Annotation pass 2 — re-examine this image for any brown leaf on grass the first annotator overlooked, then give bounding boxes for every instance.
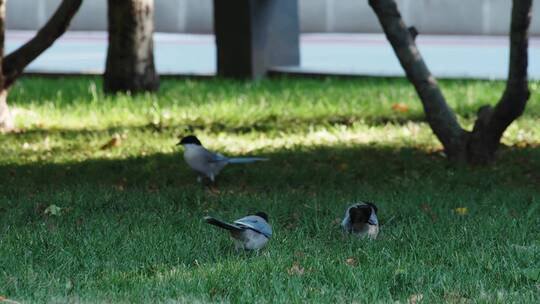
[392,103,410,113]
[206,186,221,195]
[444,292,469,303]
[147,183,160,193]
[76,217,84,227]
[345,257,357,267]
[285,222,296,230]
[287,262,305,276]
[113,178,127,191]
[44,204,63,216]
[408,293,424,304]
[421,203,438,222]
[100,134,122,150]
[0,296,21,304]
[337,163,349,172]
[47,222,58,232]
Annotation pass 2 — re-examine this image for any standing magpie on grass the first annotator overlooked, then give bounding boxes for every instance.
[204,212,272,250]
[341,202,379,239]
[177,135,268,183]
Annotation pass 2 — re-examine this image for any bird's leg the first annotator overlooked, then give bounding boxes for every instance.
[201,176,219,193]
[208,179,219,193]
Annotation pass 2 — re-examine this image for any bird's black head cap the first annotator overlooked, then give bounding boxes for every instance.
[365,202,378,213]
[177,135,202,146]
[349,204,372,224]
[255,212,269,222]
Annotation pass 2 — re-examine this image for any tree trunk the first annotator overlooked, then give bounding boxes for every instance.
[466,0,532,163]
[3,0,83,88]
[369,0,532,164]
[104,0,159,93]
[0,0,11,132]
[0,90,13,132]
[0,0,82,132]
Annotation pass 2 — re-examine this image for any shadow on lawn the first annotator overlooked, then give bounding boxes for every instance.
[1,143,539,197]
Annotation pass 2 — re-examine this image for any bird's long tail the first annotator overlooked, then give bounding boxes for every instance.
[204,216,244,232]
[227,157,269,164]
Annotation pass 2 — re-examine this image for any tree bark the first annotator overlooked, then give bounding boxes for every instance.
[3,0,83,89]
[0,0,12,132]
[0,0,82,132]
[467,0,532,163]
[369,0,532,164]
[368,0,467,162]
[104,0,159,93]
[0,89,11,132]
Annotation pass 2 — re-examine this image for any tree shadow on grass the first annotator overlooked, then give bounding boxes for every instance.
[1,143,539,198]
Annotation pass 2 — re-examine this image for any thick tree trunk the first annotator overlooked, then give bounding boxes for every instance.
[369,0,532,164]
[104,0,159,93]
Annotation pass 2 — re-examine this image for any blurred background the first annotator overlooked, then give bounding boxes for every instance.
[6,0,540,79]
[7,0,540,35]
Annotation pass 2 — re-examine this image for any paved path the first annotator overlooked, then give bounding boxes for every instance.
[6,31,540,80]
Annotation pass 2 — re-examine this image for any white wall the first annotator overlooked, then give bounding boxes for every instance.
[6,0,540,35]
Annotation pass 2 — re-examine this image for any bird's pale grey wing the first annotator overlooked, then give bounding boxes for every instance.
[234,216,272,238]
[341,205,354,232]
[203,149,229,163]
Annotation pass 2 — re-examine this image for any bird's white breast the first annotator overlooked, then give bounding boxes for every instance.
[183,144,208,170]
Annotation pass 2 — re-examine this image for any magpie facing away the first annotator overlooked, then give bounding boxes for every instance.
[177,135,268,183]
[341,202,379,239]
[204,212,272,250]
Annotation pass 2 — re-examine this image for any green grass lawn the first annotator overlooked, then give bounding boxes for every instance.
[1,76,539,303]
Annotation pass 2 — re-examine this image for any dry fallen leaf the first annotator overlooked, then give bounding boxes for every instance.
[206,186,221,195]
[147,183,160,193]
[408,293,424,304]
[421,203,438,221]
[294,251,305,258]
[454,207,468,216]
[345,257,357,267]
[392,103,410,113]
[444,292,469,303]
[113,178,127,191]
[0,295,22,304]
[287,262,305,276]
[44,204,63,216]
[337,163,349,171]
[285,222,296,230]
[100,134,122,150]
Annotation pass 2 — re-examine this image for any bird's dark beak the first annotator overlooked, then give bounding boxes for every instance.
[176,141,182,146]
